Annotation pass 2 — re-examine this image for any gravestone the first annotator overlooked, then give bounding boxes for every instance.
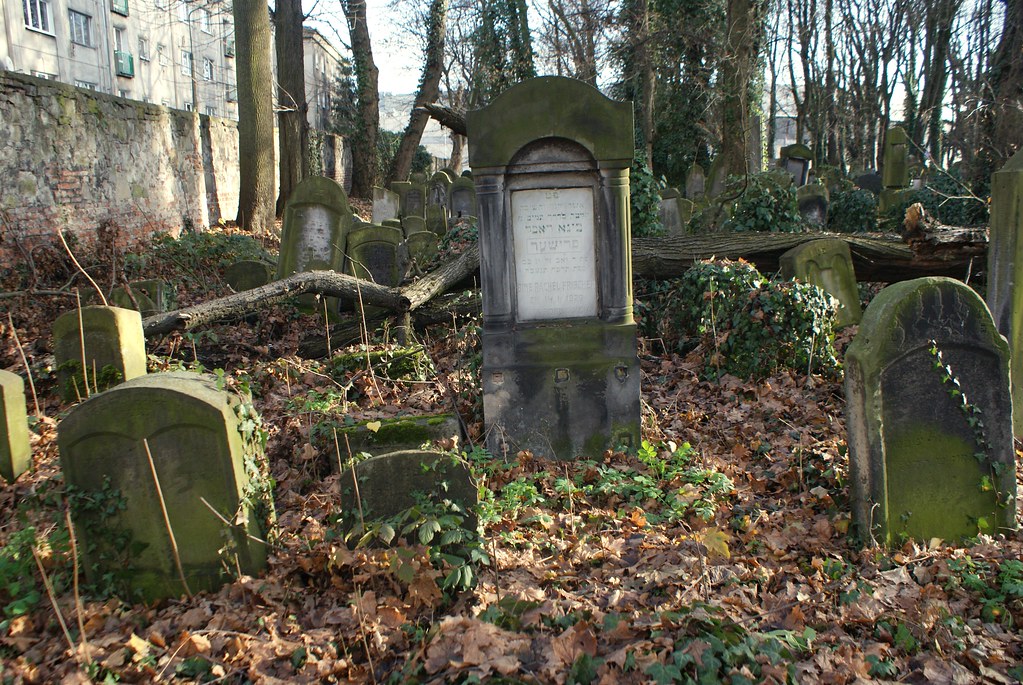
[779,239,862,327]
[405,231,440,266]
[109,280,175,318]
[428,171,452,209]
[276,176,352,312]
[461,169,473,178]
[658,188,687,235]
[854,171,883,195]
[467,76,641,460]
[332,414,460,458]
[402,216,429,236]
[338,450,477,536]
[685,163,706,200]
[706,157,728,197]
[411,172,429,185]
[426,204,449,236]
[797,184,829,227]
[224,260,274,292]
[449,176,478,217]
[382,218,404,229]
[845,277,1016,544]
[780,143,813,186]
[57,372,272,600]
[345,224,405,287]
[372,186,401,224]
[987,147,1023,435]
[53,305,147,402]
[0,370,31,483]
[880,127,910,213]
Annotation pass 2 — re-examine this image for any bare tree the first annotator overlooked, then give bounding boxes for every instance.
[341,0,380,198]
[274,0,309,215]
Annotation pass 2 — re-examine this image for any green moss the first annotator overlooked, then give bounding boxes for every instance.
[316,414,458,456]
[329,346,433,381]
[17,177,37,195]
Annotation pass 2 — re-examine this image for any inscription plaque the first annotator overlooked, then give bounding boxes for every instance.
[512,187,597,320]
[292,205,339,269]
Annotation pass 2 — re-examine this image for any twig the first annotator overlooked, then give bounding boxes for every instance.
[58,229,107,306]
[7,313,41,417]
[322,296,332,357]
[352,585,379,685]
[143,438,193,598]
[64,510,90,662]
[198,497,268,545]
[31,545,78,657]
[75,290,90,399]
[342,431,366,531]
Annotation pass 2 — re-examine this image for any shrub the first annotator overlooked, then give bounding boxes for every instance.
[828,187,878,233]
[879,167,988,231]
[724,172,803,233]
[631,150,665,237]
[638,260,839,380]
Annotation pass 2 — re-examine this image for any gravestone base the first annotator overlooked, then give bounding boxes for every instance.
[482,322,640,460]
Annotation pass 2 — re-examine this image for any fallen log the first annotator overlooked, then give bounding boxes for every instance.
[143,230,982,338]
[901,202,988,262]
[419,103,467,136]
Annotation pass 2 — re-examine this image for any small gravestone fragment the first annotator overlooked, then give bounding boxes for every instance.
[845,277,1016,544]
[402,216,428,236]
[780,143,813,186]
[685,164,706,200]
[225,260,274,292]
[797,184,829,227]
[345,224,405,287]
[372,186,401,224]
[109,280,175,317]
[426,204,449,236]
[53,305,147,402]
[0,370,31,483]
[57,372,273,601]
[339,450,477,535]
[779,239,861,327]
[449,176,478,217]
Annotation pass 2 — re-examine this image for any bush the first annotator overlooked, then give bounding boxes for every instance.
[828,187,878,233]
[879,167,988,231]
[724,172,803,233]
[631,150,664,237]
[638,260,839,380]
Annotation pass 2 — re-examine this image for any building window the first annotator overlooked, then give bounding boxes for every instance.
[118,89,129,98]
[154,0,168,8]
[202,57,213,81]
[177,1,188,22]
[205,106,216,117]
[23,0,52,33]
[74,80,97,90]
[180,50,192,76]
[184,101,193,112]
[32,70,56,79]
[157,43,168,66]
[114,26,125,51]
[199,9,212,33]
[68,10,92,47]
[138,36,149,61]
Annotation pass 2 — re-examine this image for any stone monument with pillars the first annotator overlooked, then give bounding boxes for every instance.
[467,77,641,460]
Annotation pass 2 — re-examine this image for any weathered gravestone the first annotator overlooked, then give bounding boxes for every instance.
[854,171,883,195]
[779,239,862,327]
[426,204,449,236]
[402,216,428,237]
[685,163,706,200]
[987,147,1023,435]
[706,157,729,197]
[845,278,1016,544]
[372,186,401,224]
[449,176,478,217]
[405,231,440,267]
[658,188,688,235]
[333,415,460,459]
[224,260,274,292]
[780,143,813,186]
[338,450,477,536]
[398,183,427,218]
[382,218,404,230]
[276,176,352,312]
[880,126,910,213]
[0,370,31,483]
[467,76,641,460]
[797,184,829,227]
[53,305,147,402]
[345,224,405,287]
[109,280,175,317]
[428,171,452,209]
[57,372,272,600]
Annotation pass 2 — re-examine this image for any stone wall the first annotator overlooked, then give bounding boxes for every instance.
[0,71,349,257]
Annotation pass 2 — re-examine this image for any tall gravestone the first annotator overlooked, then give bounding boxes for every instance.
[345,224,405,287]
[779,239,862,327]
[405,231,440,266]
[0,370,31,483]
[685,164,706,200]
[706,157,728,197]
[58,372,272,600]
[277,176,352,312]
[880,126,910,213]
[402,216,428,237]
[426,204,449,236]
[53,305,148,402]
[395,183,427,219]
[372,186,401,224]
[987,147,1023,435]
[658,188,687,235]
[845,278,1016,544]
[428,171,452,209]
[779,143,813,186]
[467,76,641,460]
[449,176,478,217]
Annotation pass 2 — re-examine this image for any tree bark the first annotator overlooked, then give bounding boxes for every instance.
[387,0,448,185]
[274,0,309,216]
[233,0,276,233]
[420,103,467,135]
[342,0,380,198]
[720,0,769,178]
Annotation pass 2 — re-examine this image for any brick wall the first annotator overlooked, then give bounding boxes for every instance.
[0,71,349,258]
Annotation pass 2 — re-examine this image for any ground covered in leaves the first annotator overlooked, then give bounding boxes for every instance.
[0,225,1021,684]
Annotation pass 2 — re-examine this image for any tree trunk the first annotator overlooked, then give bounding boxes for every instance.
[233,0,276,233]
[274,0,309,216]
[387,0,448,185]
[342,0,380,198]
[720,0,769,177]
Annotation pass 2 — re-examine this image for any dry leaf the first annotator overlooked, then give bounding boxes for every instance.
[702,527,731,559]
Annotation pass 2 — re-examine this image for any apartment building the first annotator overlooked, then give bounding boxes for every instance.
[1,0,346,125]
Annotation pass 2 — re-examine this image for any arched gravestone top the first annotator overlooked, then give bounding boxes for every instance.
[449,176,478,217]
[845,277,1016,543]
[345,224,405,286]
[57,372,270,600]
[467,76,634,168]
[780,143,813,160]
[277,176,352,278]
[779,238,860,327]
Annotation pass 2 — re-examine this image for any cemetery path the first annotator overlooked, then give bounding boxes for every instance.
[0,226,1020,684]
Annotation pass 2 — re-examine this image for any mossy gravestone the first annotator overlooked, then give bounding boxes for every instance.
[467,76,641,459]
[780,143,813,186]
[0,370,31,483]
[109,280,175,317]
[658,188,688,235]
[333,414,460,458]
[780,239,862,327]
[339,450,477,536]
[405,231,440,266]
[402,216,428,237]
[224,260,274,292]
[429,171,452,209]
[277,176,352,312]
[345,224,405,287]
[392,182,426,219]
[797,184,829,227]
[880,126,910,213]
[426,203,449,237]
[685,163,706,200]
[449,176,478,218]
[57,372,271,601]
[53,305,147,402]
[845,278,1016,545]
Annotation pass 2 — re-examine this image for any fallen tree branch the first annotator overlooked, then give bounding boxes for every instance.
[417,103,466,136]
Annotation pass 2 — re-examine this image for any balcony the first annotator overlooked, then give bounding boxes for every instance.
[114,51,134,78]
[111,0,128,16]
[225,85,237,102]
[223,39,235,57]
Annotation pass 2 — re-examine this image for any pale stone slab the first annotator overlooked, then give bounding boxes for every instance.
[372,186,401,224]
[0,370,31,483]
